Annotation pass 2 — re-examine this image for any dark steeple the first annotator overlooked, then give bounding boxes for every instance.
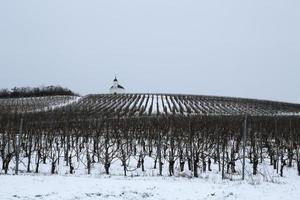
[114,75,118,82]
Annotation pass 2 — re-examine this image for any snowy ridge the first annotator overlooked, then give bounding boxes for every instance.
[0,96,80,113]
[47,96,82,111]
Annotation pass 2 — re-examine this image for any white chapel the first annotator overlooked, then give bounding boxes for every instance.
[109,76,125,94]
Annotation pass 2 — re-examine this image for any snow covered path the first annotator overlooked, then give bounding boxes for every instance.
[1,175,299,200]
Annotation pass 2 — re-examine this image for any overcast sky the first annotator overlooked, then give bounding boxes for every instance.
[0,0,299,103]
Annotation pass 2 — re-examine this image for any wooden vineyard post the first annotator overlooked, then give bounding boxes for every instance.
[242,114,247,180]
[15,118,23,175]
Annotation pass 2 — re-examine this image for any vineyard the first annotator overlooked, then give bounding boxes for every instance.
[2,93,300,116]
[0,93,300,179]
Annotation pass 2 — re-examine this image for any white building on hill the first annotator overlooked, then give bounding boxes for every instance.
[109,76,125,94]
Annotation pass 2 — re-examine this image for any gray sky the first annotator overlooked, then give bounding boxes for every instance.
[0,0,299,103]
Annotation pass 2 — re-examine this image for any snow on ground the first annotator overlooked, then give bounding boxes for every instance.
[0,173,299,200]
[47,96,82,111]
[1,162,300,200]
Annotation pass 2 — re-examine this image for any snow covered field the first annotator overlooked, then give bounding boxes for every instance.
[1,167,299,200]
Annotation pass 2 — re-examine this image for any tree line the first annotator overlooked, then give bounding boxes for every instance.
[0,86,78,98]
